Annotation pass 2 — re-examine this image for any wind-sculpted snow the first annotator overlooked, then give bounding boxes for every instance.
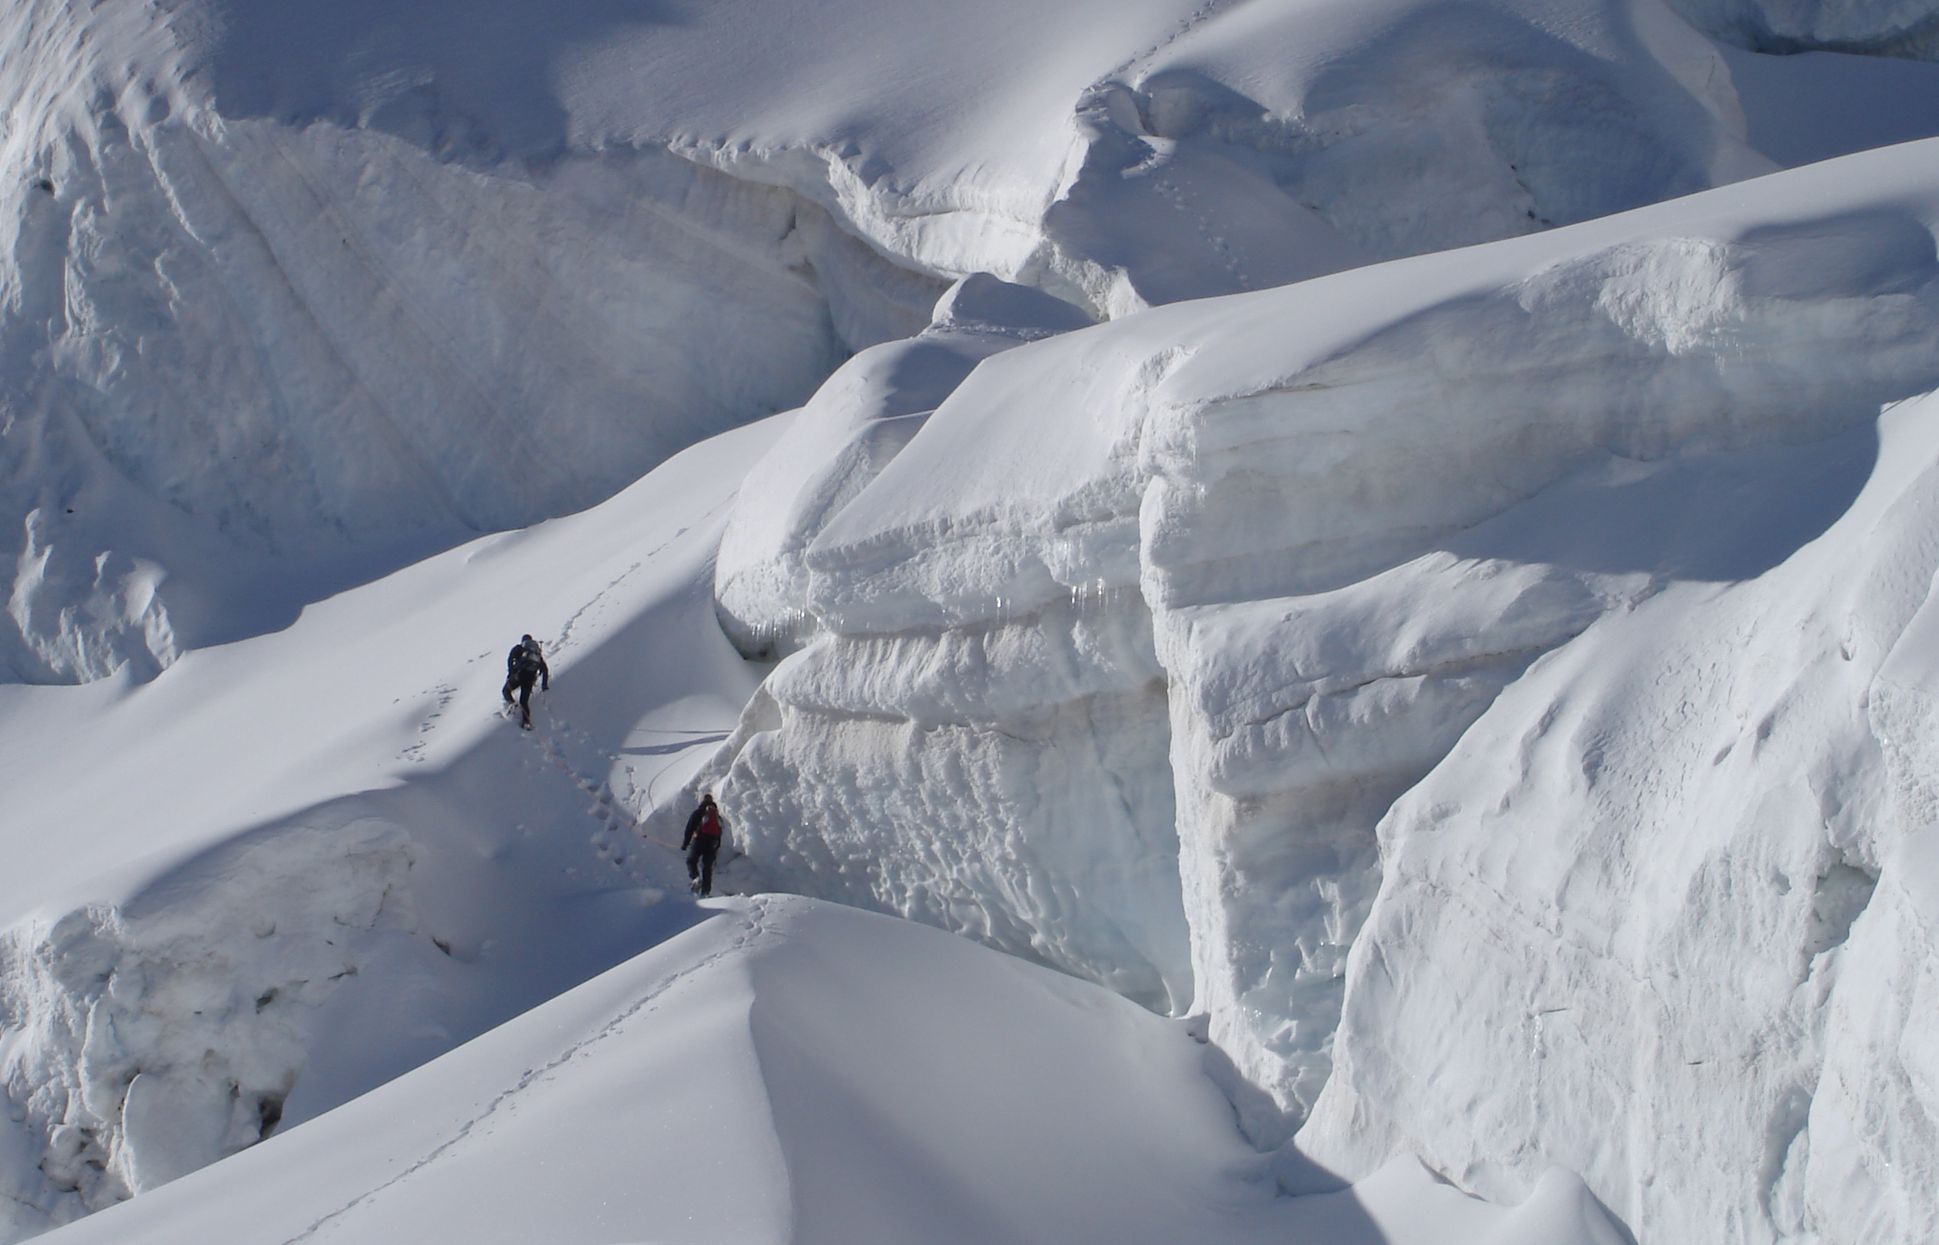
[714,274,1095,658]
[695,142,1939,1238]
[10,0,1939,682]
[1295,400,1939,1244]
[0,100,934,681]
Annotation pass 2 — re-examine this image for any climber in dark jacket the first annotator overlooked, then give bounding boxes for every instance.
[682,794,725,897]
[502,634,550,729]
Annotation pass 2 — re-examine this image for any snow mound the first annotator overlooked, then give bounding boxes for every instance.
[715,274,1094,658]
[30,896,1627,1245]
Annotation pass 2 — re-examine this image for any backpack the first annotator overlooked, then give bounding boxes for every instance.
[697,805,722,838]
[514,643,543,677]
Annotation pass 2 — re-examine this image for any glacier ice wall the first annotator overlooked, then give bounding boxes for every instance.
[1295,398,1939,1244]
[698,277,1192,1010]
[0,0,959,684]
[0,818,433,1239]
[9,0,1926,683]
[714,274,1096,658]
[695,143,1939,1239]
[0,96,939,681]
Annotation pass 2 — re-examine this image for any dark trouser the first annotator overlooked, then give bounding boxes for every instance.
[687,835,721,896]
[503,672,538,723]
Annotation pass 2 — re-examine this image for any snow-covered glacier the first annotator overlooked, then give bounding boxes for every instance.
[8,0,1937,683]
[695,139,1939,1241]
[0,0,949,683]
[9,0,1939,1241]
[1297,390,1939,1242]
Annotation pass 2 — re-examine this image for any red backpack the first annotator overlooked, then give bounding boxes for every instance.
[697,805,722,838]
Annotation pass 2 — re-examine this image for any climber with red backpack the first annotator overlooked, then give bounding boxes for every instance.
[682,793,726,897]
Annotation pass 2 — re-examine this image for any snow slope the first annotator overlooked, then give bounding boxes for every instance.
[9,0,1939,682]
[34,896,1626,1245]
[0,418,769,1238]
[0,406,1624,1245]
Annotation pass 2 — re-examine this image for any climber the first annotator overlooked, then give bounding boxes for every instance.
[682,794,726,897]
[502,633,550,729]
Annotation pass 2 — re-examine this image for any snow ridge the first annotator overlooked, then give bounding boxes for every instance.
[279,898,776,1245]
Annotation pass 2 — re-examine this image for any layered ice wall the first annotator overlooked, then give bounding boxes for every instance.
[0,817,435,1236]
[1136,182,1939,1137]
[2,116,937,681]
[696,278,1193,1011]
[1295,395,1939,1244]
[697,142,1939,1237]
[0,0,948,682]
[714,275,1096,657]
[10,0,1932,683]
